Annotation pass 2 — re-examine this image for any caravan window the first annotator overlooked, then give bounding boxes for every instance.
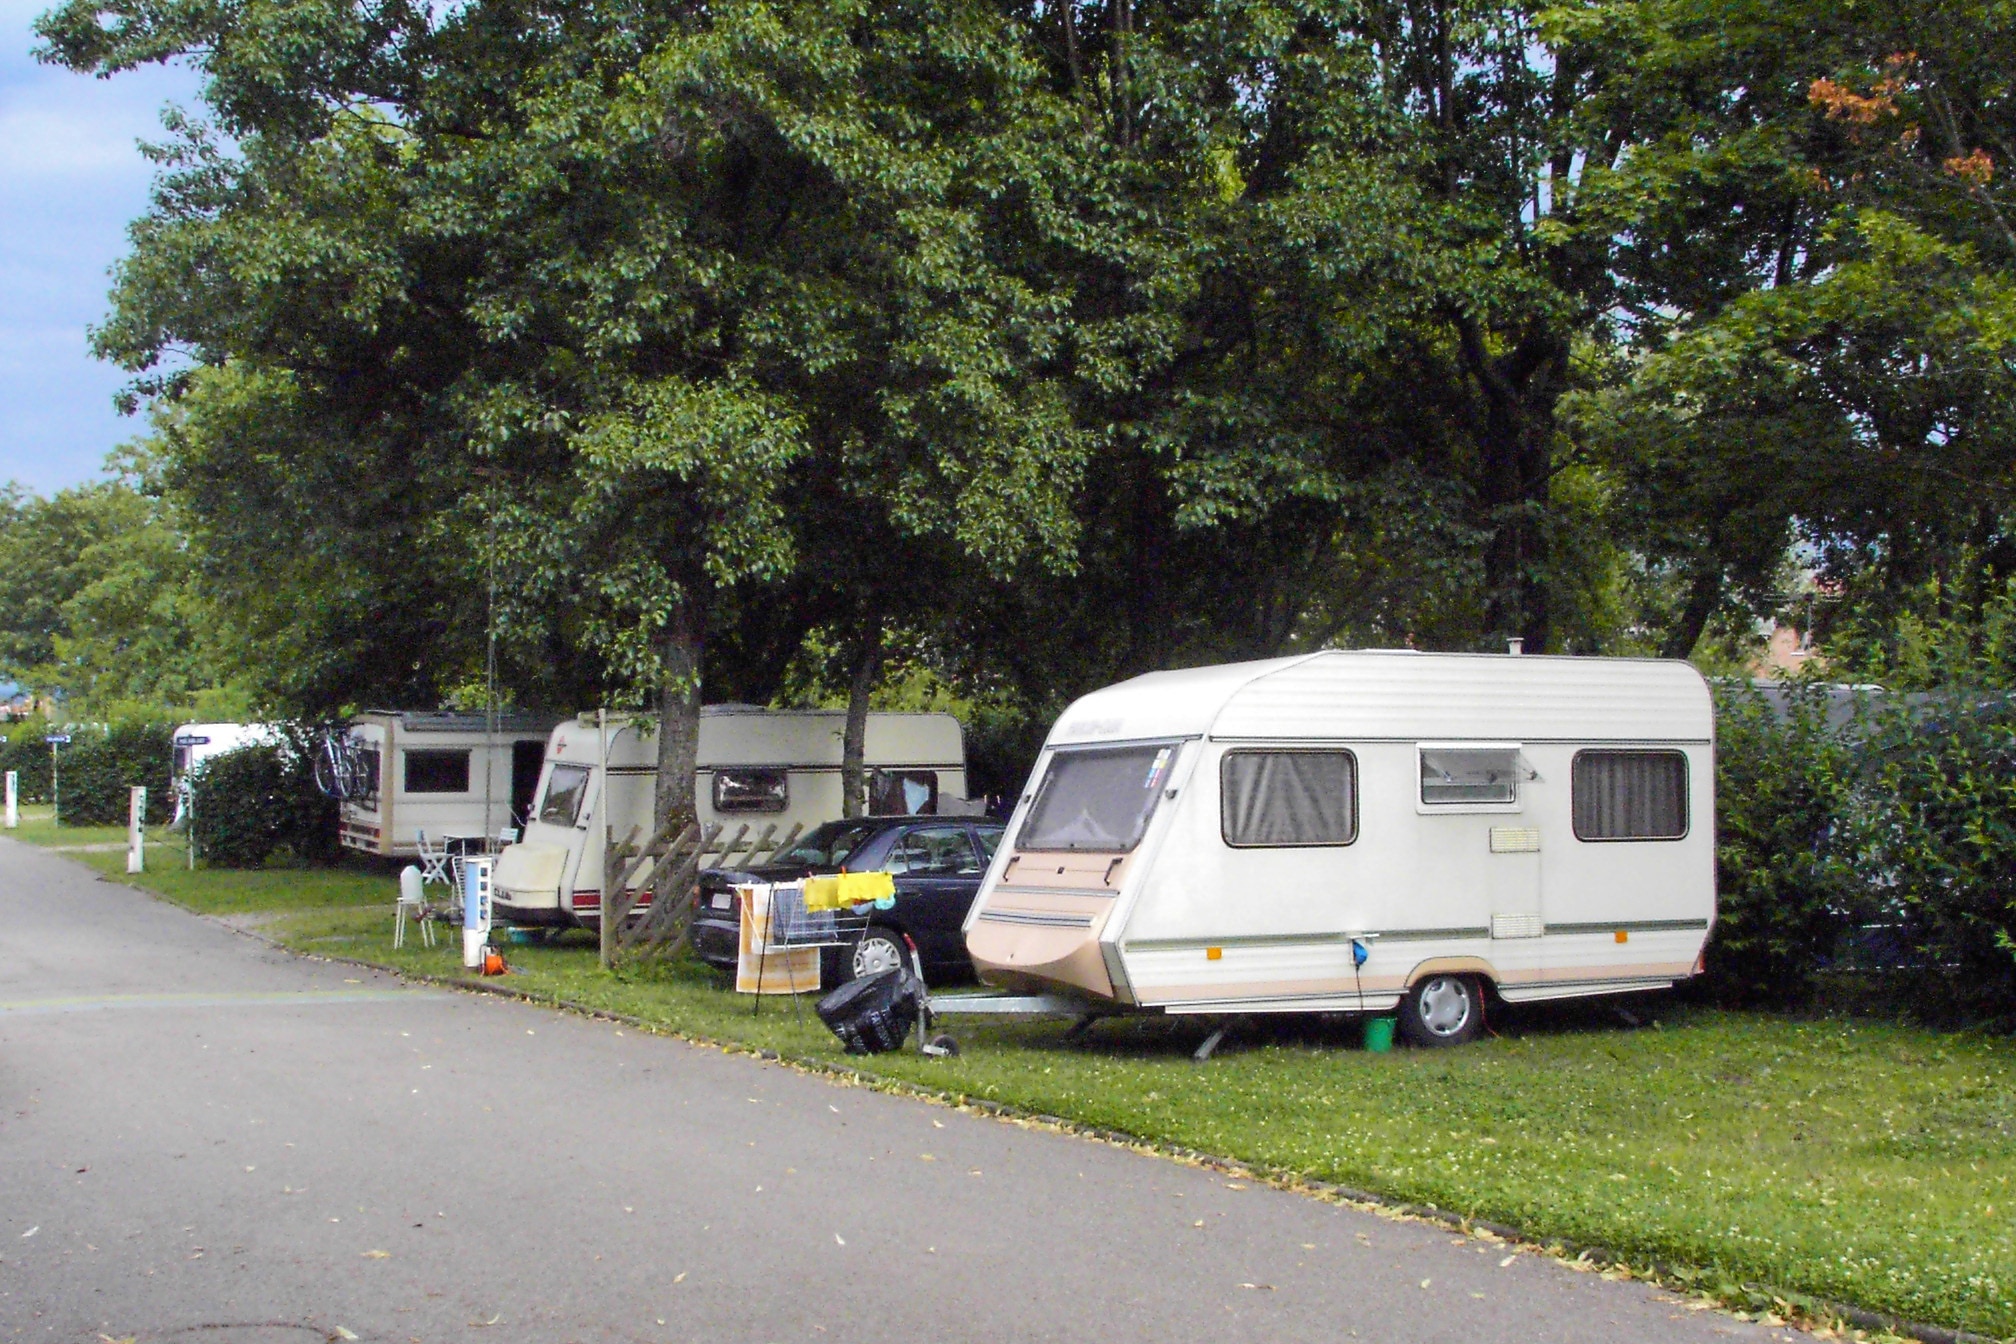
[1019,743,1178,852]
[1573,750,1688,840]
[1221,750,1357,847]
[714,768,788,813]
[1419,747,1519,805]
[538,764,592,826]
[870,770,938,815]
[404,749,471,794]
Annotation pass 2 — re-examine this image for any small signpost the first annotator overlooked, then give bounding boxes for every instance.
[4,770,16,829]
[44,733,69,825]
[127,787,146,873]
[174,733,208,870]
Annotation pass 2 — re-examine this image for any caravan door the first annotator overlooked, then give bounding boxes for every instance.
[1415,742,1544,947]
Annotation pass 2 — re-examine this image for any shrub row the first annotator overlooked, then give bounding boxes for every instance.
[0,721,175,825]
[1710,680,2016,1024]
[0,720,55,803]
[188,727,340,868]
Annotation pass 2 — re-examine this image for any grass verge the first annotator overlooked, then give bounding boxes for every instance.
[24,838,2016,1341]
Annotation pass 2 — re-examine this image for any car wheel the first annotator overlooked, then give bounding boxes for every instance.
[850,927,909,981]
[1397,973,1483,1047]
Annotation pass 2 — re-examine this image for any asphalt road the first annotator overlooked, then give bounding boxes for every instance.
[0,838,1790,1344]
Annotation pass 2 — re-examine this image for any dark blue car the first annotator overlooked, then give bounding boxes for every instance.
[693,816,1005,984]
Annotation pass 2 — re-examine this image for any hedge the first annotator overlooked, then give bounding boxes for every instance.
[37,722,175,827]
[1709,680,2016,1025]
[0,720,55,803]
[1703,682,1862,1006]
[188,728,339,868]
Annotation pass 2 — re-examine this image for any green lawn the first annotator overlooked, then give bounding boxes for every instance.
[25,837,2016,1340]
[5,803,135,849]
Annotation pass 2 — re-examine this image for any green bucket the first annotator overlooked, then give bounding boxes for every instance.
[1363,1017,1397,1053]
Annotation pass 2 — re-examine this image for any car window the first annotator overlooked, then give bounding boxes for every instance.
[774,820,882,868]
[886,824,980,876]
[973,824,1004,860]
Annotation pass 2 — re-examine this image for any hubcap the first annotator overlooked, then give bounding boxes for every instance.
[852,935,904,978]
[1416,976,1473,1036]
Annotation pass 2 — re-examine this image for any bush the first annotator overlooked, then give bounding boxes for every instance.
[1705,681,1865,1005]
[189,729,339,868]
[0,721,54,803]
[1708,679,2016,1024]
[52,721,174,827]
[1848,689,2016,1022]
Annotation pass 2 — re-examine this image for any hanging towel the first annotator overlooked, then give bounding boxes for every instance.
[802,871,897,911]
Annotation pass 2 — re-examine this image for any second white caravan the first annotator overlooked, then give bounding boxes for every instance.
[961,650,1715,1045]
[493,707,970,927]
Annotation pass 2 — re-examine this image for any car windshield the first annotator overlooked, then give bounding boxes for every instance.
[1018,742,1178,851]
[774,820,884,868]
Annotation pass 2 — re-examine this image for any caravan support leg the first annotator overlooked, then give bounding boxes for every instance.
[1192,1016,1248,1064]
[1065,1011,1106,1042]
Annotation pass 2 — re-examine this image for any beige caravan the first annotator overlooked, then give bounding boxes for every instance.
[961,650,1715,1045]
[493,707,971,928]
[337,710,562,858]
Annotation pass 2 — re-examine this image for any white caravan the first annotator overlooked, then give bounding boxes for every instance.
[337,710,562,859]
[171,722,279,826]
[493,707,970,928]
[962,650,1715,1045]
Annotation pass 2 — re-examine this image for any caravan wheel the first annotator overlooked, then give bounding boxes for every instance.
[1398,974,1483,1047]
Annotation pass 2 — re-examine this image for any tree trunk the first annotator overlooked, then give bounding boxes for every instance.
[648,591,705,921]
[1662,567,1724,661]
[655,595,704,837]
[1458,319,1564,653]
[841,624,884,819]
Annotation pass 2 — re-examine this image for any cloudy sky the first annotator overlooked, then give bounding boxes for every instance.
[0,1,198,496]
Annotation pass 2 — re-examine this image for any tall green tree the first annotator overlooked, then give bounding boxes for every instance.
[1559,0,2016,657]
[40,0,1095,864]
[0,468,242,715]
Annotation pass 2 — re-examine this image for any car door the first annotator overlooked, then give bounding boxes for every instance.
[886,823,984,969]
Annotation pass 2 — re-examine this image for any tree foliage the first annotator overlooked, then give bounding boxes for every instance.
[33,0,2016,974]
[0,466,248,717]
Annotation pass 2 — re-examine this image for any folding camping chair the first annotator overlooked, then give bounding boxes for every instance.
[414,830,452,888]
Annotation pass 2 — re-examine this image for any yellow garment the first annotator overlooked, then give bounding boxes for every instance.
[802,871,896,911]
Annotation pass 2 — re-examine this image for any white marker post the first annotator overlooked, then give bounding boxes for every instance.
[127,786,146,873]
[4,770,16,829]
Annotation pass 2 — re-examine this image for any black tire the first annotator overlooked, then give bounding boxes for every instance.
[1397,973,1484,1047]
[849,926,909,982]
[925,1033,960,1058]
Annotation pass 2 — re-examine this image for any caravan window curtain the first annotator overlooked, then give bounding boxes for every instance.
[1221,750,1357,847]
[1572,750,1688,840]
[1018,743,1178,852]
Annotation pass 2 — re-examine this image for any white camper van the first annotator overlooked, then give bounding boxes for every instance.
[171,722,280,826]
[337,710,562,859]
[493,707,970,927]
[962,651,1715,1045]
